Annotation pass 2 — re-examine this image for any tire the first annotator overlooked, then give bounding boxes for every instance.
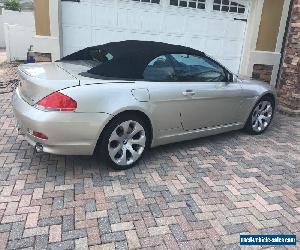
[97,113,150,170]
[245,96,275,134]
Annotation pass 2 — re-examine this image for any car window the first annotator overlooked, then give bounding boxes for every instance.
[170,54,227,82]
[143,55,177,81]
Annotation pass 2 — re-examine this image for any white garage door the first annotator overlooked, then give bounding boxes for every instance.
[61,0,250,74]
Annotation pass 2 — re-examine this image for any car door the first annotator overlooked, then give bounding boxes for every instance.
[169,54,243,131]
[142,55,185,136]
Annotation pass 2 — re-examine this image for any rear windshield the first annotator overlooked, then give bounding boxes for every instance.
[62,48,114,67]
[86,49,114,66]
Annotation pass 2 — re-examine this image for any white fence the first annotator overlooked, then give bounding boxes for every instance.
[2,9,34,26]
[0,9,5,48]
[4,24,35,61]
[2,9,35,61]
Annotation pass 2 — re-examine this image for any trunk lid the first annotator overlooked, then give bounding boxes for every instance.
[18,62,80,105]
[56,60,96,77]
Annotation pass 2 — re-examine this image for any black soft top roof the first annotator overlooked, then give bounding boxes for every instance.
[61,40,205,79]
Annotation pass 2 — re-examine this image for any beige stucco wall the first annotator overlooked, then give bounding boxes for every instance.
[256,0,285,52]
[34,0,50,36]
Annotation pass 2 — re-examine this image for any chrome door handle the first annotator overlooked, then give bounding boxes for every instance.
[182,90,196,96]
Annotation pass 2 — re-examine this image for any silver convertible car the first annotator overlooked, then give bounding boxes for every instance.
[13,40,276,169]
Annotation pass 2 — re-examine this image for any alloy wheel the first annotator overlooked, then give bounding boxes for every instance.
[251,100,273,133]
[108,120,146,166]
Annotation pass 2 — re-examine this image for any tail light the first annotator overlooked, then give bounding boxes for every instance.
[31,130,48,140]
[36,92,77,111]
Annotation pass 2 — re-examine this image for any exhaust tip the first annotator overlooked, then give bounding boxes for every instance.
[35,143,43,153]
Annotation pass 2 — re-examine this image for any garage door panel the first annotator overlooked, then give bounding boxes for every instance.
[91,0,111,4]
[205,39,223,57]
[132,33,162,43]
[120,31,138,41]
[63,47,83,58]
[77,0,93,3]
[62,0,250,73]
[121,31,146,41]
[118,0,160,9]
[140,11,163,32]
[117,8,142,30]
[92,29,123,46]
[225,21,247,39]
[92,3,116,27]
[206,19,226,38]
[62,2,92,26]
[185,17,207,34]
[163,14,185,34]
[63,26,91,49]
[160,35,185,46]
[220,58,240,73]
[92,29,162,49]
[185,37,206,51]
[223,40,244,57]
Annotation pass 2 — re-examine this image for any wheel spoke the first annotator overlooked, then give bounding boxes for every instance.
[109,143,122,158]
[129,135,146,147]
[128,122,143,138]
[254,105,260,113]
[252,119,259,130]
[109,130,122,142]
[117,147,127,165]
[129,127,139,138]
[262,114,271,124]
[127,144,141,162]
[264,104,272,113]
[252,114,257,124]
[255,118,261,131]
[258,118,265,131]
[261,101,269,111]
[122,121,132,135]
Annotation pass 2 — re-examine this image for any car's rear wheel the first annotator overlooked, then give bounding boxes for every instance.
[98,113,149,170]
[245,96,274,134]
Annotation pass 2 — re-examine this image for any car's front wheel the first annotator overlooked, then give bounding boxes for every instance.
[98,113,149,170]
[245,96,274,134]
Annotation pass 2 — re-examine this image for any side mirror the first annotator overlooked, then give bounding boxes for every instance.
[232,74,238,83]
[226,71,234,83]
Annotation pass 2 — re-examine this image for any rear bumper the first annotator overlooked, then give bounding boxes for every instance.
[12,87,111,155]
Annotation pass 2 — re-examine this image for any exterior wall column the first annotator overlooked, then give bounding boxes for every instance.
[32,0,61,61]
[277,0,300,116]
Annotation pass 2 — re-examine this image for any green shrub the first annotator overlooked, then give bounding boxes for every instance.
[4,0,21,12]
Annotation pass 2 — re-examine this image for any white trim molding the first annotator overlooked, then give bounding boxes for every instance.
[241,0,292,86]
[239,0,264,76]
[248,50,281,83]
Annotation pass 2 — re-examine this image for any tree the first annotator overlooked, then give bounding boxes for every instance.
[4,0,21,11]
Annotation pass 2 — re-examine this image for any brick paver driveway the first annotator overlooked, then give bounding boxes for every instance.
[0,63,299,249]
